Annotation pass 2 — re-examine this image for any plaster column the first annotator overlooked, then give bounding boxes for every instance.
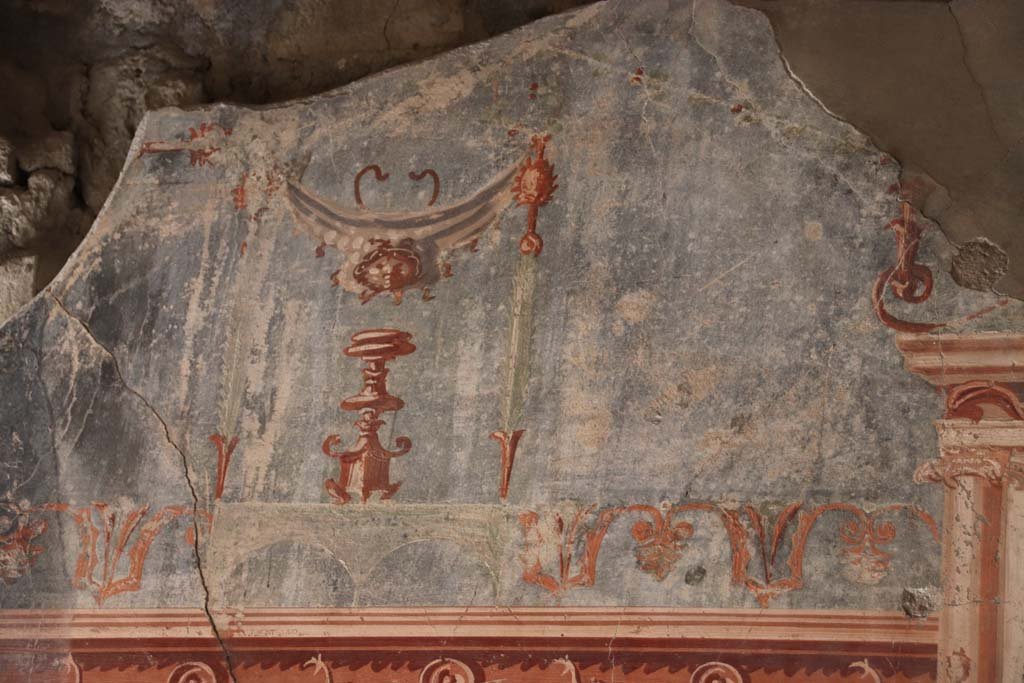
[1002,446,1024,679]
[915,420,1023,681]
[897,333,1024,682]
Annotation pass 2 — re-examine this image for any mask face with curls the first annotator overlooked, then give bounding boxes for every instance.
[286,138,548,301]
[353,238,424,303]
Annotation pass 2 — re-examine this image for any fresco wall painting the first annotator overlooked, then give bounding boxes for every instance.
[2,1,1024,681]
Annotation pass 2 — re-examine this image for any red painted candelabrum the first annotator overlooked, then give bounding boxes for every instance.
[322,329,415,503]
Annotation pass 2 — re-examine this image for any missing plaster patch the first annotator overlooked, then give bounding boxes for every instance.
[900,587,936,619]
[684,565,707,586]
[950,237,1009,291]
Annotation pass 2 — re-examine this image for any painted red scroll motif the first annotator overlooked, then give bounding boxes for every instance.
[870,199,1009,333]
[352,165,441,210]
[353,164,390,209]
[944,379,1024,421]
[690,662,743,683]
[3,648,936,682]
[9,631,947,683]
[519,502,938,605]
[408,169,441,206]
[915,442,1024,491]
[419,658,476,683]
[871,202,940,333]
[322,329,415,504]
[166,661,218,683]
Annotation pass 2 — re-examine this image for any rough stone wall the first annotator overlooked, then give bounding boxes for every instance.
[0,0,587,322]
[2,0,1023,323]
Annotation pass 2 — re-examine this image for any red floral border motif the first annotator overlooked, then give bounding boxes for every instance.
[0,608,939,682]
[0,500,196,605]
[2,497,938,608]
[519,502,938,605]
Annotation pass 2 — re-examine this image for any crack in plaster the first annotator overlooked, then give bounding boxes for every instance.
[947,3,1007,150]
[24,345,60,499]
[691,0,882,209]
[740,0,1024,303]
[613,27,658,158]
[727,0,885,140]
[774,48,849,128]
[689,0,750,100]
[668,2,893,504]
[45,292,237,683]
[381,0,401,53]
[696,0,870,143]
